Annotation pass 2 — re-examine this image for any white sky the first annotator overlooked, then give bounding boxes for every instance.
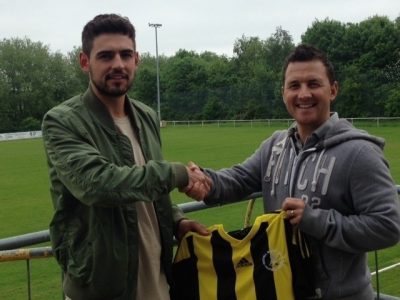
[0,0,399,57]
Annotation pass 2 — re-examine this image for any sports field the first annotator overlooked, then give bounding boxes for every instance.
[0,123,399,299]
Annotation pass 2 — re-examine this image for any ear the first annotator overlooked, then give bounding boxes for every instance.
[330,81,339,101]
[79,52,90,73]
[134,51,140,67]
[281,86,287,104]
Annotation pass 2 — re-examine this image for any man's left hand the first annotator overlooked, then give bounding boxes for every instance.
[176,219,209,241]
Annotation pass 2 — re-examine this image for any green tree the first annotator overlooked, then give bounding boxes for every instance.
[66,46,89,94]
[265,27,294,74]
[202,96,227,120]
[384,88,400,116]
[303,16,400,117]
[383,53,400,117]
[231,28,294,119]
[0,70,12,132]
[130,53,162,110]
[230,36,268,118]
[1,14,399,131]
[162,50,208,120]
[0,38,51,130]
[264,27,294,118]
[301,18,347,77]
[199,52,234,119]
[0,38,79,132]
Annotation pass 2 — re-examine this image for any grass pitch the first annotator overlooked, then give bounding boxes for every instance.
[0,124,399,299]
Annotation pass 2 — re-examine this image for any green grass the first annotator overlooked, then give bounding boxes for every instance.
[0,124,399,299]
[0,139,52,237]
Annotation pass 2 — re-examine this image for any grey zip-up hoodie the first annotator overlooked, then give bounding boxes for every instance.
[204,113,400,300]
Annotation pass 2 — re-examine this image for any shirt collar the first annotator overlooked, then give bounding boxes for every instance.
[289,112,339,149]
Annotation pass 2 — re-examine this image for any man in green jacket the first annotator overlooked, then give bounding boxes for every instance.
[42,13,210,300]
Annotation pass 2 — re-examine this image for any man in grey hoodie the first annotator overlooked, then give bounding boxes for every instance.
[186,44,400,300]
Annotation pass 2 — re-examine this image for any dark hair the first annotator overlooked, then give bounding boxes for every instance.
[282,44,336,84]
[81,14,136,55]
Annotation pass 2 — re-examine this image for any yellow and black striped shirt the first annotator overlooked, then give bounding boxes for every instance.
[172,211,315,300]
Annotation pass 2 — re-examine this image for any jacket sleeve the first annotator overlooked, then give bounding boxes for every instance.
[203,140,266,205]
[300,142,400,253]
[42,110,188,207]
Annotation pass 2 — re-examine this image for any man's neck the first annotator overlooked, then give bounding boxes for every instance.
[91,85,127,118]
[296,127,312,145]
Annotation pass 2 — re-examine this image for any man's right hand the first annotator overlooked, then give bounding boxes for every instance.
[180,161,212,201]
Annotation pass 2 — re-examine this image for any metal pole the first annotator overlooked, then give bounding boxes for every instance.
[26,259,31,300]
[148,23,162,123]
[375,250,380,300]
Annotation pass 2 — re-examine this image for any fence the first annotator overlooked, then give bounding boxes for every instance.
[1,117,400,143]
[1,186,400,300]
[0,131,42,142]
[162,117,400,128]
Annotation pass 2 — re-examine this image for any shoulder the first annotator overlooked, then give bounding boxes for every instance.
[129,98,157,119]
[259,130,288,148]
[44,94,84,119]
[42,94,89,136]
[127,98,161,136]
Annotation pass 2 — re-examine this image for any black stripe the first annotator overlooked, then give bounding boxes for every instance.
[284,221,315,300]
[250,221,278,300]
[211,231,237,300]
[172,236,200,300]
[187,236,200,300]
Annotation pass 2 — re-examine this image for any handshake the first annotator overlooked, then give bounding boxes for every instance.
[180,162,212,201]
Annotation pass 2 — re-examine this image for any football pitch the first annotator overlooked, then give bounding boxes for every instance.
[0,124,399,299]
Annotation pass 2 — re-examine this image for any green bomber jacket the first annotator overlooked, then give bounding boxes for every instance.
[42,87,188,300]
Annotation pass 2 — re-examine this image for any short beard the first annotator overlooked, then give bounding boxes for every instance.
[89,70,133,97]
[91,79,132,97]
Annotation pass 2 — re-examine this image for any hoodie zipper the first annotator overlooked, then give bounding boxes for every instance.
[288,137,317,197]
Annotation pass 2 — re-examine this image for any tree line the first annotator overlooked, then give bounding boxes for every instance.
[0,15,399,133]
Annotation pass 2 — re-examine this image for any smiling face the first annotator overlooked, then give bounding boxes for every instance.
[282,59,338,140]
[79,33,139,101]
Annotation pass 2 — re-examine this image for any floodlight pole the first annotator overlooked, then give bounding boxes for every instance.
[148,23,162,123]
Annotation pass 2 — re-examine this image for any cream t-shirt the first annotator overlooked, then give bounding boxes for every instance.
[114,115,170,300]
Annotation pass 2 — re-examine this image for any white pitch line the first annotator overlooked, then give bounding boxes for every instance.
[371,262,400,276]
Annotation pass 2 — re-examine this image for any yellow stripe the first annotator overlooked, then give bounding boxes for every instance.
[264,212,295,300]
[175,213,301,300]
[234,243,257,299]
[193,231,218,300]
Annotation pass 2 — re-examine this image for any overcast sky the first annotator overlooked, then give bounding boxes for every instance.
[1,0,399,57]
